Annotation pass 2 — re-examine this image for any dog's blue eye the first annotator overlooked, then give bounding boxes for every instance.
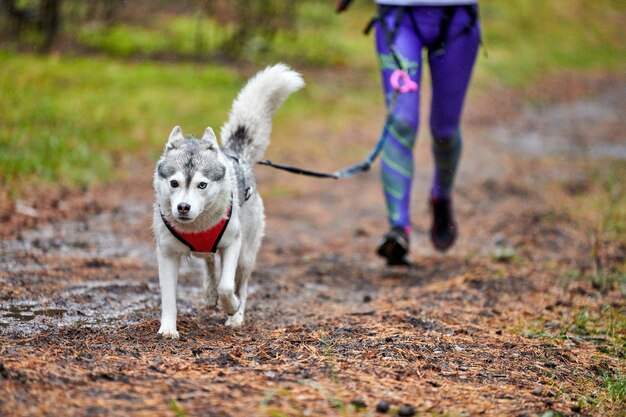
[170,180,179,188]
[198,182,207,189]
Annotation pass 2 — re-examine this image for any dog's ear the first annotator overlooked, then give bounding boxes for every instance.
[166,126,185,150]
[201,127,219,150]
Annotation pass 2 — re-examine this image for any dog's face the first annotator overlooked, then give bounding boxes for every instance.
[155,126,226,223]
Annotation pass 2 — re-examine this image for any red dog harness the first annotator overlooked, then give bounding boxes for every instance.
[161,197,232,253]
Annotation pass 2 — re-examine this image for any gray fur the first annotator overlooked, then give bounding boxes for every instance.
[223,149,256,207]
[225,125,251,156]
[159,138,225,188]
[157,161,176,179]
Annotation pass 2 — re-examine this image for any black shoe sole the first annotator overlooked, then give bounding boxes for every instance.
[430,226,457,252]
[377,236,410,266]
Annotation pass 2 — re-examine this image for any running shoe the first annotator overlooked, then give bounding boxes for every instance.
[377,225,410,266]
[430,197,457,252]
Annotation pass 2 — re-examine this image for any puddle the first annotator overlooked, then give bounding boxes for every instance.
[0,265,215,337]
[0,202,156,268]
[0,282,162,336]
[0,200,166,336]
[0,302,67,328]
[2,304,67,321]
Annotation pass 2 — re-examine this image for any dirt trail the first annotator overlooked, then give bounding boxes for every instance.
[1,79,625,416]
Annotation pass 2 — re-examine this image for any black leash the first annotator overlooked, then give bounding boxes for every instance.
[257,159,340,179]
[257,88,400,180]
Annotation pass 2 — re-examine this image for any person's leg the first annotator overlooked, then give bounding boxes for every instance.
[427,6,480,251]
[375,7,423,264]
[376,7,423,229]
[428,6,480,201]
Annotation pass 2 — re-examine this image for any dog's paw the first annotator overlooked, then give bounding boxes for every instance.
[204,288,218,309]
[225,313,244,328]
[218,292,240,315]
[157,326,180,339]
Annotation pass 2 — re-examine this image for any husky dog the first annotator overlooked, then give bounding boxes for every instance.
[153,64,304,338]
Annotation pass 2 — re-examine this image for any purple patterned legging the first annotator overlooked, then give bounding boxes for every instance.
[376,5,480,229]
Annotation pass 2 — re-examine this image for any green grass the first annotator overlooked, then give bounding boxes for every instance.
[515,303,626,357]
[0,52,241,191]
[1,0,625,192]
[558,162,626,294]
[514,305,625,414]
[596,163,626,243]
[604,372,626,407]
[168,398,189,417]
[578,372,626,415]
[474,0,626,87]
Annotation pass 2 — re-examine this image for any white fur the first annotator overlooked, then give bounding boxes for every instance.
[221,63,305,164]
[153,64,303,339]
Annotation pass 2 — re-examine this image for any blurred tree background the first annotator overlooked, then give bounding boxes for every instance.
[0,0,624,192]
[0,0,337,63]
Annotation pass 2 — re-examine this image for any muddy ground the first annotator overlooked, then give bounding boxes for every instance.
[1,74,625,417]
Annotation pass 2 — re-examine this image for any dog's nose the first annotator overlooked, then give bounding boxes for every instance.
[177,203,191,215]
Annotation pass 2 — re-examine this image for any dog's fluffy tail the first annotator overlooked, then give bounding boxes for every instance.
[221,63,304,164]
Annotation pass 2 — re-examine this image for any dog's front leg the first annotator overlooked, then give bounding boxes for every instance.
[218,237,241,318]
[225,264,251,328]
[157,248,181,339]
[203,255,219,309]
